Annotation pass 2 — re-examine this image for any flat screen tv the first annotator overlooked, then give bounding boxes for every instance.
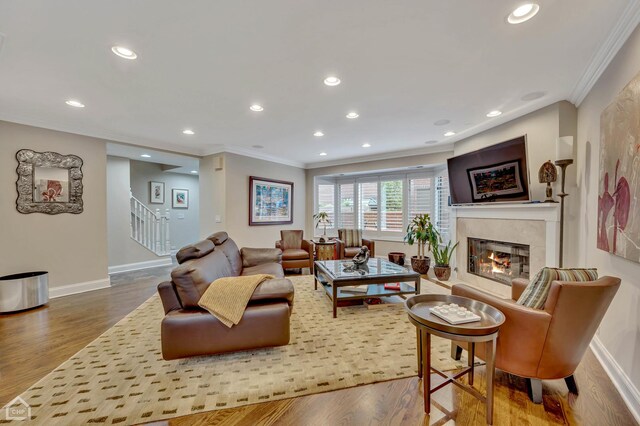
[447,135,531,205]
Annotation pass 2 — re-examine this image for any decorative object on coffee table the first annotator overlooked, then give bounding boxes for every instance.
[249,176,293,225]
[388,252,406,266]
[341,246,370,275]
[538,160,558,203]
[16,149,84,214]
[405,294,505,424]
[313,211,332,240]
[404,213,437,274]
[432,239,458,281]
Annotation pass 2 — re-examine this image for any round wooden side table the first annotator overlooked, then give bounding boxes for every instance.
[405,294,505,425]
[312,240,337,261]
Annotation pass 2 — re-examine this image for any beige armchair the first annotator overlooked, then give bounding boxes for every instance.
[451,276,620,403]
[335,228,375,259]
[276,230,314,273]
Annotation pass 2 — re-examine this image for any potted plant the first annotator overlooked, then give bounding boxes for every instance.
[404,213,438,274]
[313,212,332,240]
[432,239,459,281]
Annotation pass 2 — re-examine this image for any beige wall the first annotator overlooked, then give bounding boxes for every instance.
[199,153,226,239]
[106,156,159,267]
[0,121,109,289]
[576,24,640,395]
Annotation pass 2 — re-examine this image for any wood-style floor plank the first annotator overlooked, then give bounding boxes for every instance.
[0,267,636,425]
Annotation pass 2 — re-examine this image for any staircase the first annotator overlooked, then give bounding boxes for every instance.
[130,195,171,255]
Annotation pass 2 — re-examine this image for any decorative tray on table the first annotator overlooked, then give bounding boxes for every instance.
[429,303,481,325]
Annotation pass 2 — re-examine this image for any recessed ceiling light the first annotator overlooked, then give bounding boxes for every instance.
[346,112,359,119]
[65,99,85,108]
[434,119,450,126]
[362,143,371,148]
[486,110,503,117]
[190,170,198,174]
[319,152,328,156]
[507,3,540,24]
[140,154,151,158]
[313,131,324,137]
[250,104,264,112]
[252,144,264,149]
[182,129,195,135]
[111,46,137,60]
[444,131,456,137]
[324,76,341,86]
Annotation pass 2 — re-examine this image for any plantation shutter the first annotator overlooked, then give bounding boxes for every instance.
[338,183,355,229]
[380,179,403,232]
[358,181,378,231]
[407,177,431,223]
[435,174,451,242]
[316,183,335,229]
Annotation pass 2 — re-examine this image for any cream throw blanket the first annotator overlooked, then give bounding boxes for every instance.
[198,274,274,327]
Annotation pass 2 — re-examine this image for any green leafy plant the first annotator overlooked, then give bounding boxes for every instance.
[313,212,332,235]
[432,240,459,267]
[404,213,438,259]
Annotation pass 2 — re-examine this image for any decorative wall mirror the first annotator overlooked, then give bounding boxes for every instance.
[15,149,84,214]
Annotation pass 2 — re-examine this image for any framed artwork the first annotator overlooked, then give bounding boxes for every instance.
[249,176,293,226]
[598,70,638,263]
[15,149,84,214]
[172,188,189,209]
[467,160,525,202]
[150,181,164,204]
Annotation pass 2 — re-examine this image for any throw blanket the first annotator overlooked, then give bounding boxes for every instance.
[198,274,274,327]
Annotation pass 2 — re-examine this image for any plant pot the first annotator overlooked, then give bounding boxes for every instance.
[434,266,451,281]
[411,256,431,275]
[388,252,406,266]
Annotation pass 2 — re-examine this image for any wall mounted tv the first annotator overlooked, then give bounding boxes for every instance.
[447,135,531,205]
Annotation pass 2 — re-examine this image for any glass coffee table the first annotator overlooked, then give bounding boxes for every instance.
[314,258,421,318]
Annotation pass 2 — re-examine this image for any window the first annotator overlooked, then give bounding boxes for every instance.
[338,183,355,228]
[314,168,451,241]
[316,183,335,229]
[358,181,378,231]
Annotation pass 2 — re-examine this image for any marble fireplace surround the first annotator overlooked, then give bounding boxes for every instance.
[451,204,560,298]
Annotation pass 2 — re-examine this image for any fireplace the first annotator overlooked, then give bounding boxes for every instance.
[467,237,530,285]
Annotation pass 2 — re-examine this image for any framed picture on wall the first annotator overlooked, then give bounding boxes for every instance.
[172,188,189,209]
[249,176,293,226]
[150,181,165,204]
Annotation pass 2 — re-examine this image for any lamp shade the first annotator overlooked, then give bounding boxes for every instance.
[556,136,574,161]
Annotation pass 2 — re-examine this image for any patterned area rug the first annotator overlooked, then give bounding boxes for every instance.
[4,276,469,425]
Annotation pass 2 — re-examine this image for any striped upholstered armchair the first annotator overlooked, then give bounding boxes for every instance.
[336,229,375,259]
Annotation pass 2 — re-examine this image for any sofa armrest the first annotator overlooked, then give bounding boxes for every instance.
[511,278,529,301]
[301,239,314,255]
[363,238,375,257]
[249,278,295,307]
[241,247,283,268]
[452,283,552,376]
[158,281,182,314]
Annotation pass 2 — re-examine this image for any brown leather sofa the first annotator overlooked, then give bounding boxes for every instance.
[275,230,314,273]
[451,276,620,403]
[336,228,375,259]
[157,232,295,360]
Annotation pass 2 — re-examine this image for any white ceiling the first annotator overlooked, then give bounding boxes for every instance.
[0,0,638,168]
[106,143,199,175]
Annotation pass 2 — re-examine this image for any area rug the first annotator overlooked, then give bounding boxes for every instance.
[3,276,470,425]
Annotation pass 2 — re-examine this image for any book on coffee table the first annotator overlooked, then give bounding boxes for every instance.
[341,285,368,294]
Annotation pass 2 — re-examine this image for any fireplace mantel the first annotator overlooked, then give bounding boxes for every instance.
[450,203,561,295]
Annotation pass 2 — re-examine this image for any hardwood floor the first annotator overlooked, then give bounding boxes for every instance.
[0,267,636,425]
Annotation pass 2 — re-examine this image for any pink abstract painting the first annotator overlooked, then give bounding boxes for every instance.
[598,71,638,262]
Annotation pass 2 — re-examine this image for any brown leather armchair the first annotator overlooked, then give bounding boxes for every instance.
[335,228,375,259]
[276,230,314,273]
[451,276,620,403]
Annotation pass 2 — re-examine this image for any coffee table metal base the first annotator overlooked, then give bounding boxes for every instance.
[410,318,498,425]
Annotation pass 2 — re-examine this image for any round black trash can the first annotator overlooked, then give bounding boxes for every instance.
[0,271,49,313]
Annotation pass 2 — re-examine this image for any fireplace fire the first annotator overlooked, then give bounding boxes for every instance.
[468,238,530,285]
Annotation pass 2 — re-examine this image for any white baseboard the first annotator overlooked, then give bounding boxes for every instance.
[49,277,111,299]
[590,336,640,424]
[107,257,173,275]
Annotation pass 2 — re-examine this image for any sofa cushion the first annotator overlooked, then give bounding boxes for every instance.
[344,246,361,258]
[207,232,229,246]
[339,229,362,248]
[171,249,234,308]
[217,238,243,276]
[241,248,283,268]
[176,239,215,264]
[516,267,598,309]
[242,262,285,278]
[282,248,310,260]
[281,230,303,250]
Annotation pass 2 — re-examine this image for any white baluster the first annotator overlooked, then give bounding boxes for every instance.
[155,208,161,253]
[130,198,134,238]
[165,209,171,254]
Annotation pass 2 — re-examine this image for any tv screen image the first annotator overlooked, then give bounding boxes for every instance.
[447,136,530,205]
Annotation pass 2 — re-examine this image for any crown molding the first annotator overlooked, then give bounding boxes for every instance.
[569,0,640,106]
[203,145,306,169]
